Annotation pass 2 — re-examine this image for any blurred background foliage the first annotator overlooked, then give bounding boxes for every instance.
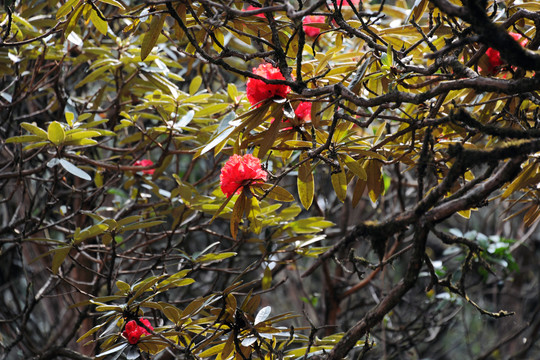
[2,0,540,359]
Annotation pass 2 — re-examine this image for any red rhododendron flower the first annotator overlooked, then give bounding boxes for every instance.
[335,0,361,7]
[220,154,267,197]
[134,159,155,175]
[485,32,527,74]
[295,102,312,122]
[244,5,265,18]
[303,16,325,37]
[122,318,153,345]
[246,63,291,107]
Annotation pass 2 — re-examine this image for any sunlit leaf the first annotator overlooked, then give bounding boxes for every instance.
[141,14,165,61]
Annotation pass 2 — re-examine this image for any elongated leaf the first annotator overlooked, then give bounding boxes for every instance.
[198,125,236,157]
[297,155,314,210]
[254,184,294,202]
[340,154,367,180]
[199,342,226,358]
[120,220,164,232]
[52,246,71,275]
[76,66,111,89]
[95,343,129,358]
[6,135,44,143]
[64,130,101,142]
[57,0,79,19]
[331,169,348,202]
[64,3,84,37]
[352,178,367,207]
[230,192,246,239]
[141,14,165,61]
[21,122,48,138]
[59,159,91,181]
[258,110,282,159]
[261,265,272,290]
[99,0,126,10]
[90,9,108,35]
[366,160,383,203]
[196,252,237,263]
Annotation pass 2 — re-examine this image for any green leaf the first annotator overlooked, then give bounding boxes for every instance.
[141,14,165,61]
[98,0,126,10]
[116,280,131,293]
[297,154,314,210]
[120,220,164,232]
[331,169,348,202]
[340,154,367,180]
[254,184,295,202]
[90,9,108,35]
[57,0,80,19]
[48,121,65,145]
[59,159,91,181]
[261,265,272,290]
[21,122,48,138]
[6,135,44,144]
[189,75,203,95]
[52,246,71,275]
[196,252,237,263]
[64,130,102,142]
[75,65,111,89]
[74,223,109,244]
[64,3,84,37]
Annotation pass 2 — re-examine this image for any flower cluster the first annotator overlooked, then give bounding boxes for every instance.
[220,154,267,197]
[134,159,155,175]
[485,33,527,74]
[303,16,325,37]
[246,63,291,107]
[122,318,153,345]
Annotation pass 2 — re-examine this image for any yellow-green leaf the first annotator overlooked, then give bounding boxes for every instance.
[48,121,65,145]
[6,135,44,144]
[98,0,126,10]
[340,154,367,180]
[116,280,131,293]
[189,75,203,95]
[64,3,85,37]
[21,122,48,139]
[262,265,272,290]
[90,9,108,35]
[141,14,166,61]
[254,183,295,202]
[331,169,348,202]
[52,246,71,275]
[297,155,314,210]
[57,0,80,19]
